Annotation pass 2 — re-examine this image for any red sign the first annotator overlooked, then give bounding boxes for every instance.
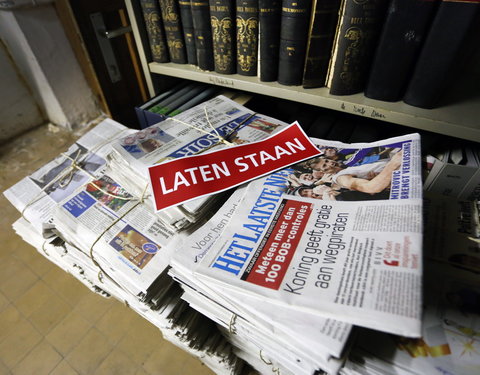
[148,122,321,212]
[241,200,313,289]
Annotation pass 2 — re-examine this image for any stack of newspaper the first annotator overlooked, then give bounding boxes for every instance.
[347,193,478,374]
[168,133,424,374]
[107,95,291,231]
[3,117,248,375]
[342,259,479,375]
[3,118,135,295]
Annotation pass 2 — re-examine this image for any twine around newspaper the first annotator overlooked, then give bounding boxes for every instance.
[259,350,281,375]
[228,313,238,335]
[20,128,132,224]
[169,106,257,153]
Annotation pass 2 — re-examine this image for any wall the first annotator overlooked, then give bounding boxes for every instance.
[0,38,43,143]
[0,2,102,142]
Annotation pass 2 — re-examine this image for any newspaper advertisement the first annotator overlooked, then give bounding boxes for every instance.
[196,133,423,337]
[3,118,134,233]
[55,173,186,295]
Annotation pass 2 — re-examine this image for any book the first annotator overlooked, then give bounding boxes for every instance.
[191,0,216,70]
[236,0,259,76]
[364,0,440,102]
[326,0,389,96]
[302,0,341,88]
[277,0,312,86]
[159,0,188,63]
[139,0,170,63]
[135,82,190,128]
[403,0,480,109]
[210,0,236,74]
[258,0,282,82]
[168,85,221,115]
[149,82,201,114]
[178,0,198,65]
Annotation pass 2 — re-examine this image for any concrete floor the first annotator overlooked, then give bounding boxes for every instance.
[0,123,214,374]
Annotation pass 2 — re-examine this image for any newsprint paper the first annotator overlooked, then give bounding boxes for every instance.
[195,133,423,337]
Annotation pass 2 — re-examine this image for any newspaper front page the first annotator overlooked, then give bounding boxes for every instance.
[196,133,423,337]
[3,119,134,233]
[111,95,290,176]
[53,172,188,296]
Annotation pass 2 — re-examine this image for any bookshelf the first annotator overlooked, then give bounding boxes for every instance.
[125,0,480,142]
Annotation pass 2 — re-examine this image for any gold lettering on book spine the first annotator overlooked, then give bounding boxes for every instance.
[161,0,179,22]
[160,0,184,60]
[211,16,234,71]
[145,12,167,57]
[339,27,363,88]
[236,17,258,72]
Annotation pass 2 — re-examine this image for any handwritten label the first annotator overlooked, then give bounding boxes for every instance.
[208,76,235,87]
[371,109,386,119]
[340,103,388,121]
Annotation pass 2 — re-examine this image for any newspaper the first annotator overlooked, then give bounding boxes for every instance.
[195,133,423,337]
[344,261,480,375]
[3,118,135,234]
[170,187,351,356]
[169,187,348,373]
[52,172,190,296]
[108,95,290,229]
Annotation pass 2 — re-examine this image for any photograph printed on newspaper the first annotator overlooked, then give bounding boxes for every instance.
[195,133,424,337]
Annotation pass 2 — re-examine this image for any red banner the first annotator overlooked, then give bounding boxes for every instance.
[148,122,321,212]
[242,200,313,289]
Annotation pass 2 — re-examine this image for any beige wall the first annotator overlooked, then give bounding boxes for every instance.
[0,3,102,143]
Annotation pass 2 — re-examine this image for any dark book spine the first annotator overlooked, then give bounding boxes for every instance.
[179,0,198,64]
[139,0,170,63]
[403,0,480,109]
[326,0,389,95]
[159,0,188,63]
[236,0,259,76]
[191,0,215,70]
[364,0,440,102]
[258,0,281,81]
[277,0,312,86]
[302,0,341,88]
[210,0,236,74]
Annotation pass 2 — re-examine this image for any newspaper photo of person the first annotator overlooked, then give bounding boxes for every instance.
[285,142,406,200]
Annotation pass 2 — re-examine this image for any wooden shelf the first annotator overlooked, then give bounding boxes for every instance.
[149,62,480,143]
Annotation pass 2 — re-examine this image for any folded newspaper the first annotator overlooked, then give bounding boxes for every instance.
[108,95,290,230]
[169,187,350,374]
[194,133,423,338]
[342,259,479,375]
[3,118,135,236]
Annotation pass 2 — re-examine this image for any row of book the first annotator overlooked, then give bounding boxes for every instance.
[138,0,479,109]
